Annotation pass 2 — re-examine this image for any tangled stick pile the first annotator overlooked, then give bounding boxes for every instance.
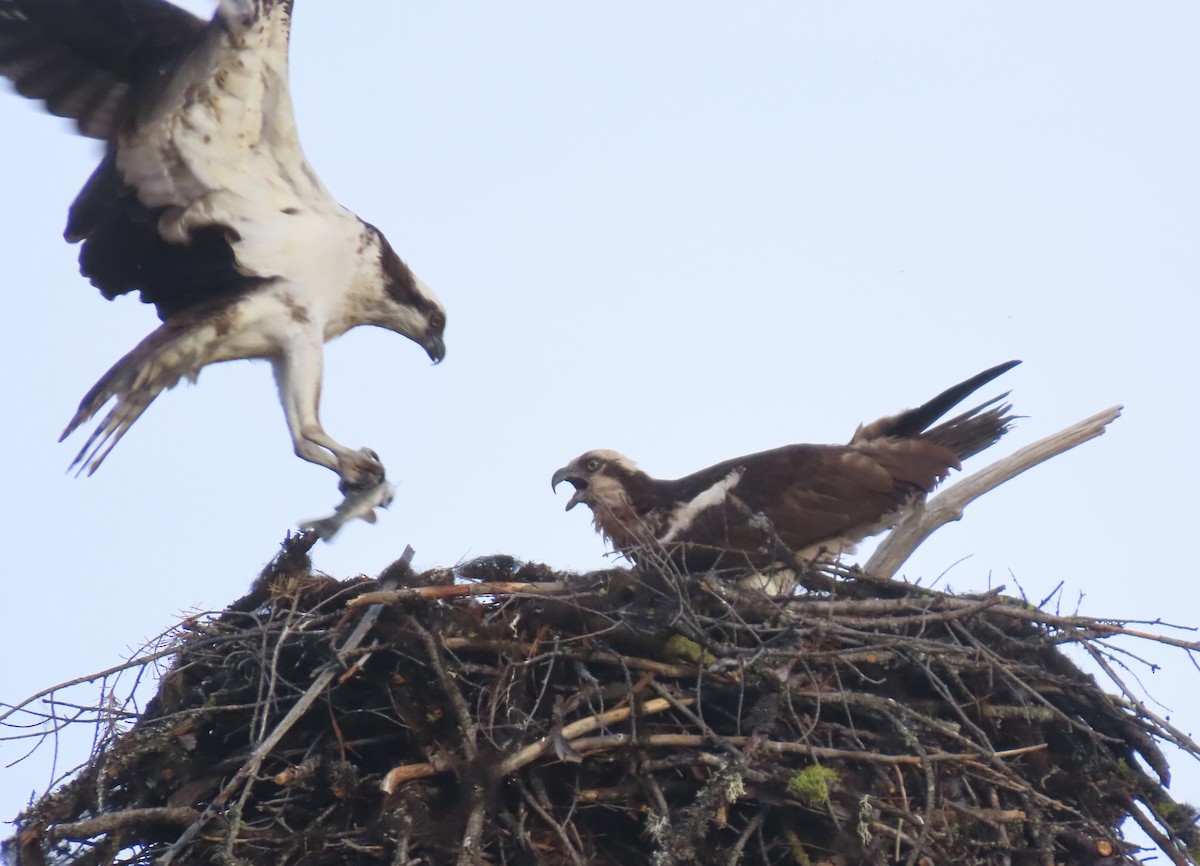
[6,532,1200,866]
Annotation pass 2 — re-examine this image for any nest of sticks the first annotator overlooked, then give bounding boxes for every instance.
[5,528,1200,866]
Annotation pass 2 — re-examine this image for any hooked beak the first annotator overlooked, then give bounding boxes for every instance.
[424,335,446,365]
[551,466,588,511]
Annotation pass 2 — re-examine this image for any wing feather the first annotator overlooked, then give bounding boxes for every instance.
[0,0,205,139]
[662,442,961,569]
[2,0,312,319]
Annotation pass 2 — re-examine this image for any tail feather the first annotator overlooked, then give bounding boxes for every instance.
[923,393,1017,463]
[64,395,157,477]
[852,360,1021,444]
[886,360,1020,439]
[60,325,195,475]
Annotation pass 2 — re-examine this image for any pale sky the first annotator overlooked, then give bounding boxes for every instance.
[2,1,1198,834]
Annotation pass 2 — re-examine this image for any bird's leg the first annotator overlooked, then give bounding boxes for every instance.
[271,348,385,489]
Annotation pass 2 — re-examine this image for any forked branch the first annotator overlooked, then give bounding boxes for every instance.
[866,405,1123,580]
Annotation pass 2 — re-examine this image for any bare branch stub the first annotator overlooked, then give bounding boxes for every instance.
[5,542,1200,866]
[867,405,1123,579]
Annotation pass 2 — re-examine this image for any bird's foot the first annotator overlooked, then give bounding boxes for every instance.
[337,447,386,494]
[301,474,396,542]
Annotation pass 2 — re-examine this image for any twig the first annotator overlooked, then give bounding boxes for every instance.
[648,681,743,761]
[46,806,201,841]
[498,695,692,775]
[158,546,417,866]
[1128,800,1189,866]
[867,406,1122,579]
[380,695,695,793]
[410,617,479,760]
[458,798,486,866]
[437,638,739,682]
[410,605,489,866]
[545,734,1047,766]
[944,803,1026,824]
[517,778,588,866]
[990,608,1200,653]
[725,809,765,866]
[348,580,567,607]
[0,647,181,726]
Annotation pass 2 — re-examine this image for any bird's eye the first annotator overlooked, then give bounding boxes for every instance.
[585,458,602,472]
[429,313,445,331]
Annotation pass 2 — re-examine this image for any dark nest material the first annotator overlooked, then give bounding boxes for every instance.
[5,534,1200,866]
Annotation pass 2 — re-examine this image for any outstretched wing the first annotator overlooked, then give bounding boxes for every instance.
[2,0,329,320]
[0,0,204,139]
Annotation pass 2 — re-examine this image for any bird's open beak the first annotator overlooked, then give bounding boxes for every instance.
[551,466,588,511]
[425,335,446,365]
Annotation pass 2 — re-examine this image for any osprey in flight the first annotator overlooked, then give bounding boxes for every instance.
[0,0,446,535]
[552,361,1019,591]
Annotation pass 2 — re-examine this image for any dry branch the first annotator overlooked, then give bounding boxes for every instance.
[867,405,1123,578]
[379,695,698,793]
[48,807,201,841]
[349,580,568,606]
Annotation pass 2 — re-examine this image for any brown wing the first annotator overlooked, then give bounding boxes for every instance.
[659,441,960,572]
[0,1,268,318]
[0,0,204,139]
[752,441,958,549]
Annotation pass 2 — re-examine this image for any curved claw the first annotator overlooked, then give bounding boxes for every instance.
[337,447,386,494]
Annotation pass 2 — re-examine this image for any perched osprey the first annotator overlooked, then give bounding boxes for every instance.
[552,361,1019,591]
[0,0,445,534]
